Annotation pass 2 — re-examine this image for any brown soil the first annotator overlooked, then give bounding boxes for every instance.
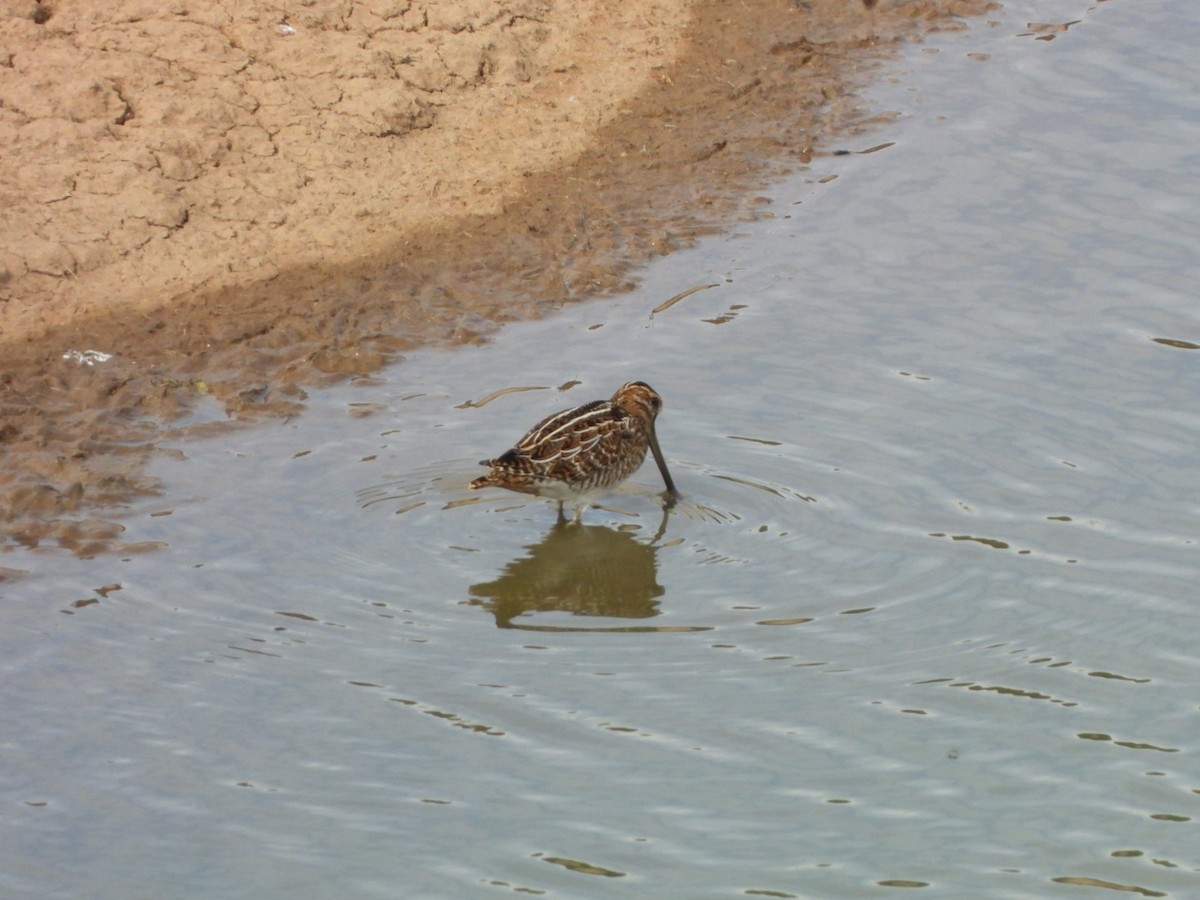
[0,0,994,554]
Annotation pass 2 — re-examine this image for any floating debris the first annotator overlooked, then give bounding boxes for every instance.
[62,349,112,366]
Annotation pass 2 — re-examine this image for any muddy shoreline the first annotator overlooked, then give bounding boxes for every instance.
[0,0,994,553]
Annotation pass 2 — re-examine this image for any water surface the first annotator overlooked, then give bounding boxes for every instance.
[4,1,1199,897]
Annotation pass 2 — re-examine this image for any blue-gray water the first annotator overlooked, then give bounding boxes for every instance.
[3,1,1198,896]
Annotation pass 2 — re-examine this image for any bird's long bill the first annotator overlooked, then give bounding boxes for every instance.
[647,425,678,502]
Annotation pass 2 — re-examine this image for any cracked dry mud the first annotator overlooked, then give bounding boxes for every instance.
[0,0,994,553]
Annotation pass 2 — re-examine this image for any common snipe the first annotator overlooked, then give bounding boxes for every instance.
[470,381,677,520]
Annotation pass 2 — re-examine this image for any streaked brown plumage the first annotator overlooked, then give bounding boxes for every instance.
[470,381,677,520]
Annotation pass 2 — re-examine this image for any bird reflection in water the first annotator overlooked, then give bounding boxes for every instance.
[469,513,687,631]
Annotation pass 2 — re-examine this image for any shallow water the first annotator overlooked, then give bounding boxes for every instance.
[4,1,1200,896]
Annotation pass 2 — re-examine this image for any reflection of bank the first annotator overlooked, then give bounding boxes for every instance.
[469,520,666,630]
